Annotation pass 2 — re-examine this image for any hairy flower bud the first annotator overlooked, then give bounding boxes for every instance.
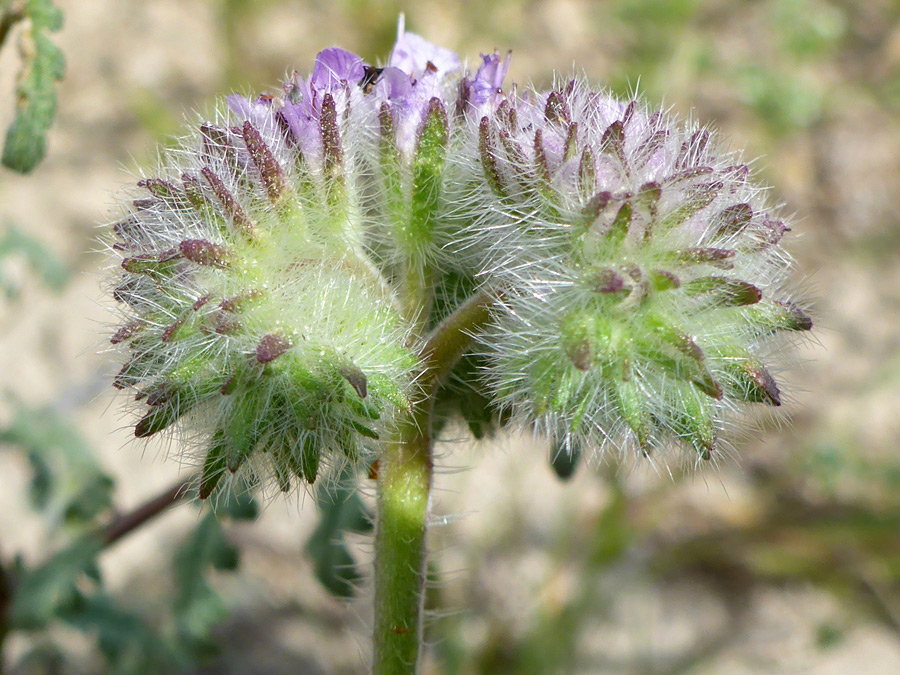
[108,48,420,497]
[453,78,812,461]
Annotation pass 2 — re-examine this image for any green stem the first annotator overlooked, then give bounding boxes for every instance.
[373,289,497,674]
[373,412,432,673]
[401,262,434,340]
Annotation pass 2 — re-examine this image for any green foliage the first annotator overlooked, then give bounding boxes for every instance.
[172,512,240,654]
[9,539,102,630]
[306,466,372,597]
[0,224,69,298]
[2,0,66,173]
[61,593,176,674]
[0,395,113,528]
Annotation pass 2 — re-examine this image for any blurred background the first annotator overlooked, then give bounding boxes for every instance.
[1,0,899,672]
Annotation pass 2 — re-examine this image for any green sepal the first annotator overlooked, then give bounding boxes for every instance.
[271,445,292,492]
[406,97,448,255]
[742,300,812,334]
[378,102,408,233]
[670,388,718,459]
[345,394,382,421]
[121,252,180,277]
[603,202,632,250]
[639,316,722,400]
[725,357,782,406]
[350,420,379,440]
[479,116,506,197]
[578,146,598,201]
[224,397,260,473]
[135,394,196,438]
[560,310,596,371]
[684,276,762,308]
[615,378,651,451]
[297,436,320,484]
[199,433,227,499]
[530,354,560,415]
[659,186,718,232]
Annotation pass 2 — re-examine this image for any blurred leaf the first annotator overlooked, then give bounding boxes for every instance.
[2,0,65,173]
[0,395,114,528]
[735,64,824,133]
[306,466,372,597]
[0,224,70,298]
[172,512,238,652]
[13,643,67,673]
[211,487,259,521]
[773,0,845,58]
[10,538,102,630]
[549,439,581,481]
[61,593,177,675]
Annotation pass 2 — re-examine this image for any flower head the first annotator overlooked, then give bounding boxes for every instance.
[453,79,812,461]
[107,29,811,492]
[109,52,418,497]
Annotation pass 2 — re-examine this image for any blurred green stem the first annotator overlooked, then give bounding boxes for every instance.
[373,290,495,673]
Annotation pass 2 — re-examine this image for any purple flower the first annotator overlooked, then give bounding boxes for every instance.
[226,93,279,137]
[467,51,512,108]
[377,21,461,157]
[310,47,365,90]
[276,48,366,159]
[389,17,460,80]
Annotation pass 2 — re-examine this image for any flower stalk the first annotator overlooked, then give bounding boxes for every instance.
[373,289,496,673]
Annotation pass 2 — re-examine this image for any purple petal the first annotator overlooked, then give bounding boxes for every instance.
[310,48,366,90]
[226,94,251,118]
[375,66,413,101]
[390,26,460,79]
[469,51,512,107]
[279,101,321,157]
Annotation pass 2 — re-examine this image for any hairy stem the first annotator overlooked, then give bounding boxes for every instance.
[401,262,434,340]
[373,288,497,674]
[102,477,193,546]
[373,412,432,673]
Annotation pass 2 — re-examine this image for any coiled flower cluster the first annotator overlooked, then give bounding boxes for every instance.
[453,81,811,460]
[107,26,811,495]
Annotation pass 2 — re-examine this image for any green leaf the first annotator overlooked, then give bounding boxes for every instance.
[0,224,70,297]
[306,466,372,597]
[172,512,238,648]
[0,395,114,529]
[60,593,177,674]
[9,539,103,629]
[2,0,66,173]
